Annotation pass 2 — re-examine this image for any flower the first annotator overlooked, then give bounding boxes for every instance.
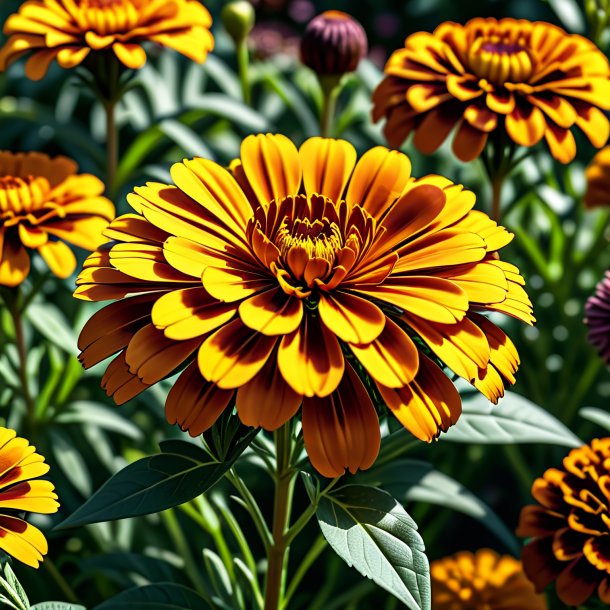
[0,427,59,568]
[432,549,547,610]
[300,10,367,76]
[518,438,610,606]
[372,18,610,163]
[585,271,610,364]
[584,147,610,208]
[74,134,533,477]
[0,151,115,287]
[0,0,214,81]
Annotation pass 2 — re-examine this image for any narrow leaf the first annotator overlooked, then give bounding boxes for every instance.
[93,583,211,610]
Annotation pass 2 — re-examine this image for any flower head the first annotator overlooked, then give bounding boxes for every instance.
[372,18,610,163]
[0,0,214,80]
[585,271,610,364]
[518,438,610,606]
[300,11,367,76]
[584,147,610,208]
[432,549,547,610]
[0,427,59,568]
[0,151,114,287]
[75,134,532,477]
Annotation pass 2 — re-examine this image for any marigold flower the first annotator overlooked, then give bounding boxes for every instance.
[300,10,367,76]
[74,134,533,477]
[432,549,547,610]
[0,151,115,287]
[585,271,610,364]
[0,0,214,81]
[372,18,610,163]
[518,438,610,606]
[584,147,610,208]
[0,427,59,568]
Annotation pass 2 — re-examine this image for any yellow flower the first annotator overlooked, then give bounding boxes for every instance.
[584,147,610,208]
[431,549,547,610]
[75,134,533,477]
[0,0,214,80]
[518,439,610,607]
[372,18,610,163]
[0,427,59,568]
[0,151,115,287]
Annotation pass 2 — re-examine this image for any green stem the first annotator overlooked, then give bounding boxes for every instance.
[491,172,505,223]
[236,38,251,106]
[44,556,79,603]
[264,424,296,610]
[503,445,533,491]
[282,535,326,609]
[319,75,341,137]
[104,98,118,198]
[562,357,604,424]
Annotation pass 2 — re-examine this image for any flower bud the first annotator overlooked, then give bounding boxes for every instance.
[300,10,367,76]
[221,1,256,44]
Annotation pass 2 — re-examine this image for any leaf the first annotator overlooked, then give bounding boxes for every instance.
[442,391,582,447]
[93,583,211,610]
[317,485,430,610]
[0,563,29,610]
[358,460,519,554]
[57,401,143,440]
[26,303,77,354]
[580,407,610,432]
[58,429,258,528]
[31,604,86,610]
[50,429,92,497]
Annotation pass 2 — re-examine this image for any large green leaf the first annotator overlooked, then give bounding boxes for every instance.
[317,485,430,610]
[31,604,86,610]
[442,391,582,447]
[358,459,518,554]
[58,428,258,528]
[93,583,211,610]
[580,407,610,432]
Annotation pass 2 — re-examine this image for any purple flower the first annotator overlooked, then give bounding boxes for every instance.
[585,271,610,364]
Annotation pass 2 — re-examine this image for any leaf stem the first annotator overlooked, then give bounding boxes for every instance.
[43,556,79,603]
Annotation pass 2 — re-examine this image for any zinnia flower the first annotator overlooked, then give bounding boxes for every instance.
[0,151,115,287]
[0,427,59,568]
[74,134,533,477]
[432,549,547,610]
[0,0,214,81]
[518,438,610,606]
[372,18,610,163]
[584,147,610,208]
[585,271,610,364]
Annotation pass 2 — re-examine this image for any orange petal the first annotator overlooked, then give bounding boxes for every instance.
[318,291,385,344]
[0,479,59,514]
[544,124,576,163]
[238,287,303,336]
[166,360,233,436]
[101,352,150,405]
[412,106,461,155]
[0,516,47,568]
[0,237,30,287]
[452,120,488,162]
[521,537,564,594]
[302,362,380,477]
[37,240,76,279]
[576,105,610,149]
[505,104,546,147]
[555,556,598,606]
[278,314,344,397]
[202,265,275,303]
[377,354,462,441]
[112,42,147,69]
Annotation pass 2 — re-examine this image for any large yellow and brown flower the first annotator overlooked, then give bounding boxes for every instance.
[518,438,610,606]
[431,549,547,610]
[0,151,115,287]
[0,427,59,568]
[0,0,214,80]
[584,147,610,208]
[74,134,533,477]
[372,18,610,163]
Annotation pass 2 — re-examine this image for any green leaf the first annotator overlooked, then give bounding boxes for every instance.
[442,391,582,447]
[357,460,519,554]
[58,429,258,528]
[317,484,430,610]
[0,563,29,610]
[580,407,610,432]
[93,583,211,610]
[31,604,86,610]
[25,303,77,355]
[50,429,92,497]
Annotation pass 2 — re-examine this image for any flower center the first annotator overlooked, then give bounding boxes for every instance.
[75,0,141,35]
[468,36,533,84]
[0,176,51,219]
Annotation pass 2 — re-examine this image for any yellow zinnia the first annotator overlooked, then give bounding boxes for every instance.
[0,0,214,80]
[75,134,533,477]
[373,18,610,163]
[0,427,59,568]
[0,151,115,286]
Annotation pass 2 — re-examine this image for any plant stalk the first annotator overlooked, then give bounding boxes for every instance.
[104,98,118,198]
[237,38,251,106]
[319,75,341,138]
[491,172,505,223]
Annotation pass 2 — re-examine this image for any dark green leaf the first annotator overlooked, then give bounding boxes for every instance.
[93,583,211,610]
[317,485,430,610]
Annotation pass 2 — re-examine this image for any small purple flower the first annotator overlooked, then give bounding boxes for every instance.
[585,271,610,364]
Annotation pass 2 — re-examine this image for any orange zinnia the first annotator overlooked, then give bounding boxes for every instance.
[432,549,547,610]
[0,151,114,287]
[75,134,533,477]
[372,18,610,163]
[518,439,610,606]
[0,427,59,568]
[0,0,214,80]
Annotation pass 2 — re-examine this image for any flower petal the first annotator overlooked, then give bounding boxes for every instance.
[238,287,303,336]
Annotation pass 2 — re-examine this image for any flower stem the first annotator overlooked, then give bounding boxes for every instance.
[104,98,118,198]
[491,171,505,223]
[283,534,326,608]
[319,75,341,137]
[264,424,296,610]
[237,38,251,106]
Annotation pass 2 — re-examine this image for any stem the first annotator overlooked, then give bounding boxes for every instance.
[491,172,505,223]
[44,557,79,603]
[282,535,326,608]
[236,38,251,106]
[319,75,341,138]
[264,424,296,610]
[104,98,118,198]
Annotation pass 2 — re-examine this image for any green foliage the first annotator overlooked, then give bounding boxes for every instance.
[93,583,212,610]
